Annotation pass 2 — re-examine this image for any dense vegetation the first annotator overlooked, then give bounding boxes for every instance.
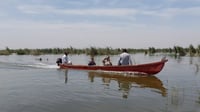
[0,44,200,57]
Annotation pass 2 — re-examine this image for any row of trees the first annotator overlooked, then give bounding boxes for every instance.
[0,44,200,56]
[0,46,144,56]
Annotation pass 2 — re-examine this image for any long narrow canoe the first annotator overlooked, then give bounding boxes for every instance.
[59,59,168,75]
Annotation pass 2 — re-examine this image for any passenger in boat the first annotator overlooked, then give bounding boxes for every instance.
[56,58,62,66]
[118,49,132,65]
[88,57,96,66]
[102,56,112,66]
[62,52,72,65]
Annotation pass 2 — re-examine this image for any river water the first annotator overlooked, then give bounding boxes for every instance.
[0,54,200,112]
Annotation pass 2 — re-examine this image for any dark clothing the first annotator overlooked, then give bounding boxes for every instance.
[56,58,62,66]
[88,61,96,66]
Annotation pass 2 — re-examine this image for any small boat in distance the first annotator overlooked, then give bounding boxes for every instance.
[57,58,168,75]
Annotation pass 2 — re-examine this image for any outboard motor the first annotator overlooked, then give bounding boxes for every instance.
[56,58,62,66]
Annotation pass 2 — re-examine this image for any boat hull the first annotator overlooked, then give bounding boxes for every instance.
[59,59,168,75]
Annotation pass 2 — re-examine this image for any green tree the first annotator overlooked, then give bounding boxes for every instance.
[89,47,98,56]
[197,45,200,56]
[189,44,196,56]
[148,47,156,54]
[174,46,186,56]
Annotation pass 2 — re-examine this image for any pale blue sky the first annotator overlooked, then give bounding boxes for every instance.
[0,0,200,49]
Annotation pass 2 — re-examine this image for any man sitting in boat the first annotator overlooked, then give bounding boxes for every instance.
[56,58,62,66]
[88,57,96,66]
[62,52,72,65]
[118,49,132,65]
[102,56,112,66]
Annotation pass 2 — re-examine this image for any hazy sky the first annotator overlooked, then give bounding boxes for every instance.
[0,0,200,49]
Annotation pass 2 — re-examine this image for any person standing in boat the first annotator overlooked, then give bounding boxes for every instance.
[118,49,132,65]
[102,55,112,66]
[88,57,96,66]
[62,52,72,65]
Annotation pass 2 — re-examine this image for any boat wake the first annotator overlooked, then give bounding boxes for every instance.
[0,61,58,70]
[21,62,59,69]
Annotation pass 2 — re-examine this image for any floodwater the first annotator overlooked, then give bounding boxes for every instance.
[0,54,200,112]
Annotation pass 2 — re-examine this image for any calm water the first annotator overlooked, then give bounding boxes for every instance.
[0,54,200,112]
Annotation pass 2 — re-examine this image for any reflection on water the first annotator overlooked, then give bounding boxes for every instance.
[87,71,167,98]
[195,64,199,74]
[64,70,68,84]
[170,87,184,107]
[118,80,131,99]
[173,55,183,64]
[171,56,200,74]
[190,57,200,74]
[197,91,200,104]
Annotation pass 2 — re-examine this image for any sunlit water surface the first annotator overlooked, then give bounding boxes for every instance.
[0,54,200,112]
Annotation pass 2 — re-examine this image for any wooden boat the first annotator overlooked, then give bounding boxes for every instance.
[58,58,168,75]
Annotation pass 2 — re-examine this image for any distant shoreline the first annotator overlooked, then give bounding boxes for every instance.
[0,45,200,57]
